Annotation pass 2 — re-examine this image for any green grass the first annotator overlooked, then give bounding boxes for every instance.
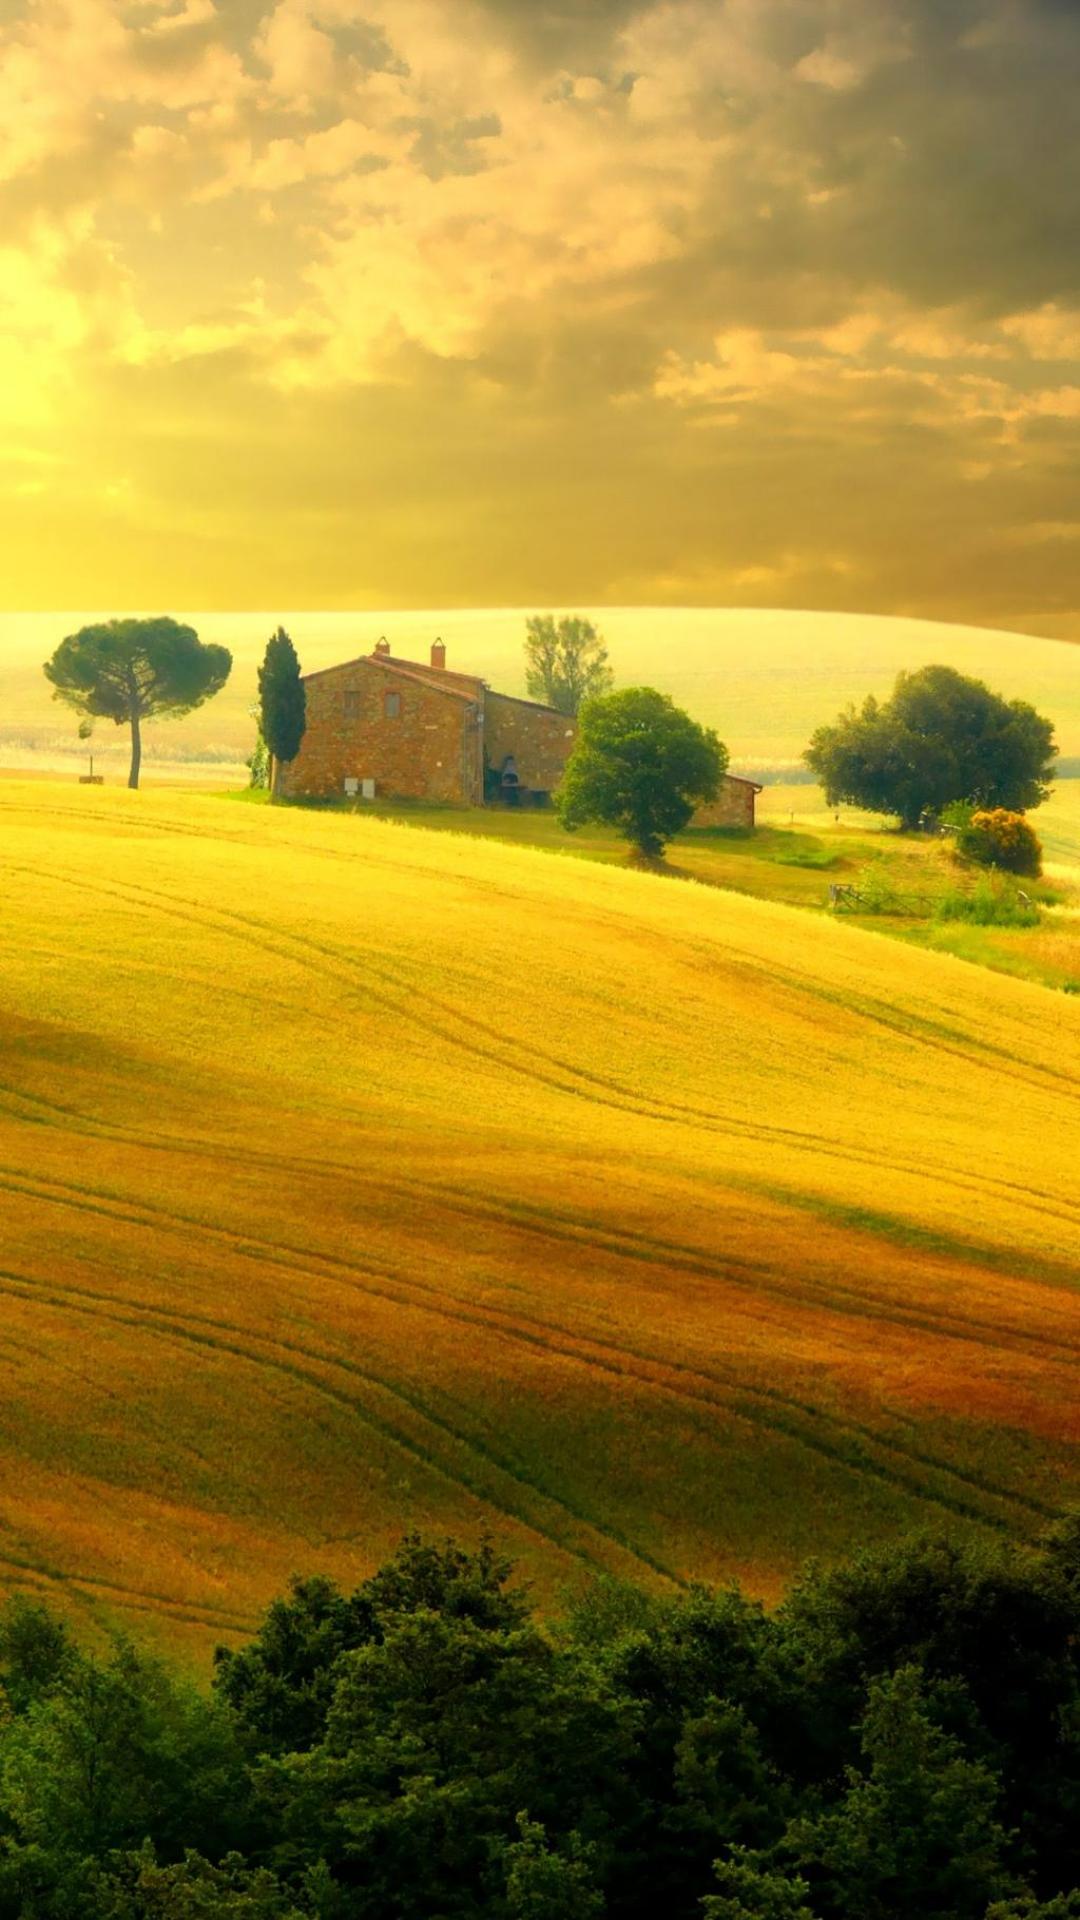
[935,877,1041,928]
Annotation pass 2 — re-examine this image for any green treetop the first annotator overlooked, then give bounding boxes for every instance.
[43,617,232,790]
[558,686,726,857]
[805,663,1056,829]
[257,628,306,798]
[524,615,613,716]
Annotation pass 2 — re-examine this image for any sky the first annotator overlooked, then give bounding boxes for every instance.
[1,0,1078,628]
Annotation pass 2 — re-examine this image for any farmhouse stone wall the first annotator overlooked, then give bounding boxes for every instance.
[276,649,747,827]
[484,694,576,795]
[277,658,481,805]
[689,777,760,829]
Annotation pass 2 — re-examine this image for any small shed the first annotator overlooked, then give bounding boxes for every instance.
[689,774,763,830]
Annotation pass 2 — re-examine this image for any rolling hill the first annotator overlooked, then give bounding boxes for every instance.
[0,782,1078,1662]
[4,606,1079,773]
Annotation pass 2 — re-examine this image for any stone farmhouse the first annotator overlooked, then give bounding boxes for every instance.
[275,639,573,807]
[275,638,761,827]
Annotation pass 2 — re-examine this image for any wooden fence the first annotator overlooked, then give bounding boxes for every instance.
[827,883,936,915]
[828,881,1033,915]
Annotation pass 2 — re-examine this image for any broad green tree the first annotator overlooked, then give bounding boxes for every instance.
[557,686,726,857]
[524,615,613,715]
[805,664,1056,828]
[0,1639,246,1880]
[987,1899,1080,1919]
[0,1527,1076,1918]
[787,1665,1014,1919]
[503,1814,604,1919]
[214,1535,529,1756]
[703,1849,820,1920]
[257,628,306,798]
[91,1844,303,1919]
[778,1531,1080,1900]
[0,1593,76,1715]
[43,618,232,790]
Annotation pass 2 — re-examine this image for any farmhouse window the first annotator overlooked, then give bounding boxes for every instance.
[344,690,361,717]
[384,691,401,718]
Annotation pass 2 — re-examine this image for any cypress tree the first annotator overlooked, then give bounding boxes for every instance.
[257,627,306,799]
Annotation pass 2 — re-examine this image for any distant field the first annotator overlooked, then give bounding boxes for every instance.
[4,606,1079,769]
[0,782,1078,1663]
[1039,777,1080,868]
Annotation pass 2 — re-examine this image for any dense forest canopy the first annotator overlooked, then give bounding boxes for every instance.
[0,1525,1078,1919]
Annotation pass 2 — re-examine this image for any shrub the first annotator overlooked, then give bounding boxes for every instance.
[958,808,1042,877]
[935,876,1040,928]
[850,866,905,915]
[941,801,975,830]
[246,713,270,790]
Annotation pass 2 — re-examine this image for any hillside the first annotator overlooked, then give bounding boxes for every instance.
[5,606,1080,773]
[1,783,1079,1661]
[266,787,1079,993]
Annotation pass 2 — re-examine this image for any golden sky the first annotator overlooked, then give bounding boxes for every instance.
[2,0,1078,628]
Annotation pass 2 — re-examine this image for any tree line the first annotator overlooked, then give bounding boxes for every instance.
[550,657,1057,861]
[0,1523,1078,1918]
[41,618,1058,862]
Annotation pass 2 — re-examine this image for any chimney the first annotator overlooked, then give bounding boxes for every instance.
[374,637,390,657]
[431,638,446,670]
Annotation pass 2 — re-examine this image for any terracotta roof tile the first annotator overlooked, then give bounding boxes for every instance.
[301,649,569,718]
[300,653,479,704]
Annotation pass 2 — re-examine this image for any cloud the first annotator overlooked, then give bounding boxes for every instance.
[0,0,1075,631]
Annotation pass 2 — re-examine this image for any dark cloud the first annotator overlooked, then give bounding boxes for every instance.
[411,112,502,181]
[805,12,1080,312]
[617,0,1080,340]
[472,0,649,68]
[319,16,408,73]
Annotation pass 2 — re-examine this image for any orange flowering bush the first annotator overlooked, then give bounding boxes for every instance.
[958,807,1042,877]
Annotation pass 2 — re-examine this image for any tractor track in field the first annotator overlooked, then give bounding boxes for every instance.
[6,1063,1080,1299]
[0,1566,254,1637]
[608,909,1080,1106]
[172,886,1080,1204]
[1,842,1077,1566]
[4,1087,1080,1365]
[333,1173,1078,1378]
[0,1318,240,1499]
[0,1524,255,1635]
[3,1132,1076,1388]
[12,800,1078,1104]
[0,1157,1065,1536]
[7,854,1080,1254]
[0,1259,683,1592]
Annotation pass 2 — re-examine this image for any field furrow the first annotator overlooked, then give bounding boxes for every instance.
[0,783,1078,1652]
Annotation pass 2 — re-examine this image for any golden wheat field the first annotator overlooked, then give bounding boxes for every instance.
[1,782,1079,1662]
